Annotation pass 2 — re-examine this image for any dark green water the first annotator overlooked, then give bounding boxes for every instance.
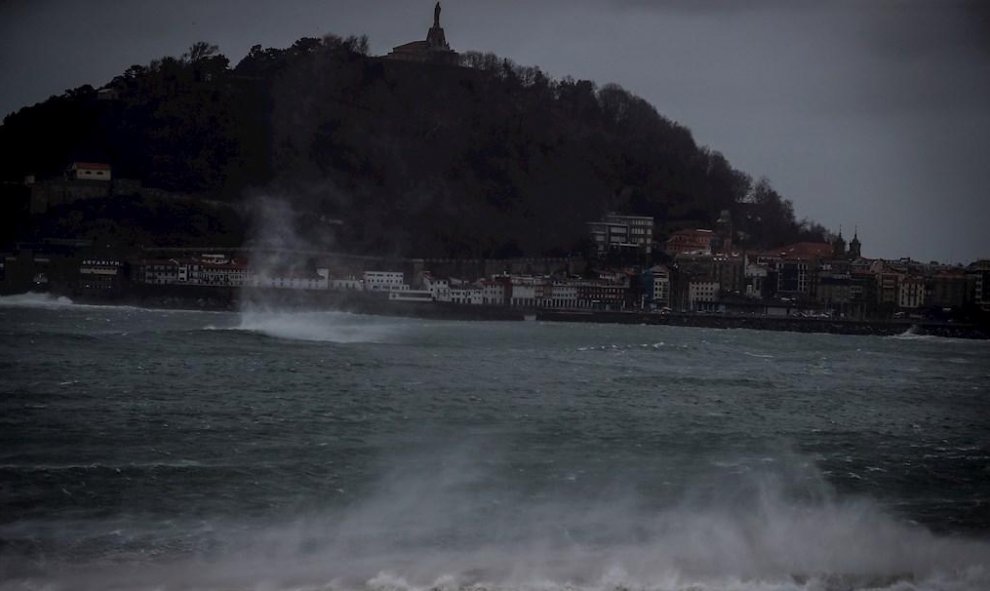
[1,293,988,590]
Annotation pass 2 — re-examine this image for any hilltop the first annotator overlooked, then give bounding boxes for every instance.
[0,34,827,257]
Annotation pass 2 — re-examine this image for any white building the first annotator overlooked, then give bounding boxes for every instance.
[250,274,328,290]
[648,265,671,308]
[194,262,249,287]
[142,259,179,285]
[510,282,538,308]
[688,281,720,311]
[68,162,111,182]
[363,271,407,292]
[898,277,926,309]
[79,259,121,290]
[423,275,451,302]
[744,263,769,298]
[481,280,506,306]
[545,283,579,309]
[449,286,484,305]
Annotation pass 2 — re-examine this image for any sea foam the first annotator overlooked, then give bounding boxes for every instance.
[7,451,985,591]
[0,291,76,308]
[235,308,405,343]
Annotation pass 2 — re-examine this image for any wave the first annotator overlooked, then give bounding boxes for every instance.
[577,343,694,352]
[0,459,206,471]
[888,326,988,344]
[4,452,988,591]
[0,291,77,308]
[233,308,407,343]
[0,292,234,316]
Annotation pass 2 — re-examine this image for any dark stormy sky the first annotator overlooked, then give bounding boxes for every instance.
[2,1,988,263]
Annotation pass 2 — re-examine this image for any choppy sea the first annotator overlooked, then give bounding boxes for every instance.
[1,292,988,591]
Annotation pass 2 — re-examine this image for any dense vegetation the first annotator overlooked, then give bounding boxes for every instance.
[0,36,827,257]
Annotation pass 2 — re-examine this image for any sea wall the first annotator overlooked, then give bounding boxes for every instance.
[536,310,988,339]
[61,285,988,339]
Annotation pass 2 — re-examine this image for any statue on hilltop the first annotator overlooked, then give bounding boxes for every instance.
[427,2,450,50]
[386,1,458,65]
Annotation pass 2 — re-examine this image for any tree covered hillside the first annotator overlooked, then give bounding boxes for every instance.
[0,36,827,257]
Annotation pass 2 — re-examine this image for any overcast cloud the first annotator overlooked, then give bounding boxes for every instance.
[1,0,987,263]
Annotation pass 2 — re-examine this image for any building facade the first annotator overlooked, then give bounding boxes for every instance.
[588,213,654,257]
[363,271,407,292]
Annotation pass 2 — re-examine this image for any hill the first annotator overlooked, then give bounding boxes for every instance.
[0,36,827,257]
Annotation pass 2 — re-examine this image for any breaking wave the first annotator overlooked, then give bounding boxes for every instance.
[0,292,149,313]
[888,329,986,345]
[0,291,76,308]
[233,308,406,343]
[4,450,988,591]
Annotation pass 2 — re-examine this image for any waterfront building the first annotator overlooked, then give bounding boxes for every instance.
[389,289,433,303]
[575,281,625,311]
[423,274,451,301]
[509,281,537,308]
[817,272,852,312]
[868,262,900,315]
[713,255,744,295]
[330,277,364,291]
[140,259,180,285]
[139,255,248,288]
[250,272,327,291]
[191,255,249,287]
[928,271,969,309]
[449,285,484,305]
[897,276,926,310]
[481,279,508,306]
[688,280,719,312]
[744,261,769,299]
[775,260,812,300]
[78,259,122,292]
[543,282,579,309]
[846,271,878,319]
[642,265,671,309]
[969,260,990,310]
[363,271,407,292]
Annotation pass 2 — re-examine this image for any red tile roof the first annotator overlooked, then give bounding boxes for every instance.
[766,242,833,260]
